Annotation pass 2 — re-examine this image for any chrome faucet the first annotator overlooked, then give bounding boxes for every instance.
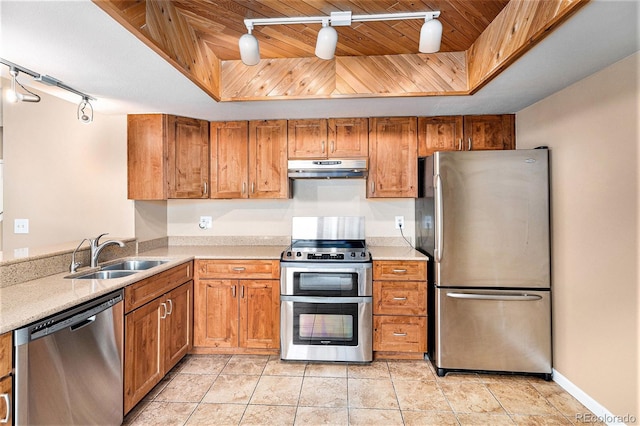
[89,233,125,268]
[69,238,89,273]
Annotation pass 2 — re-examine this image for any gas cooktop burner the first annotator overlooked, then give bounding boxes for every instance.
[281,239,371,262]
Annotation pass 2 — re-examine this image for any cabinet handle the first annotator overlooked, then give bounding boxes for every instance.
[242,182,246,194]
[241,285,245,298]
[232,285,236,298]
[392,297,408,301]
[393,332,408,337]
[392,269,407,273]
[203,181,208,196]
[468,138,472,151]
[251,182,255,193]
[0,393,10,424]
[321,141,325,153]
[458,139,463,151]
[370,181,375,193]
[232,267,246,271]
[160,302,168,319]
[166,299,173,315]
[330,141,335,153]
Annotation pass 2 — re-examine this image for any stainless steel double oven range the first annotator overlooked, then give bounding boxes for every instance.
[280,217,373,363]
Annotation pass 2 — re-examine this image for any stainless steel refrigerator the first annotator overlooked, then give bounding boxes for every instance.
[416,149,552,380]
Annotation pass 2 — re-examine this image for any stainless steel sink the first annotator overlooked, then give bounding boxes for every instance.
[101,260,168,271]
[71,270,138,280]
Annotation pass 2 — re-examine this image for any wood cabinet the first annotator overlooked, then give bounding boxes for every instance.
[127,114,209,200]
[368,117,418,198]
[124,262,193,414]
[194,260,280,354]
[0,332,12,425]
[373,260,428,359]
[210,120,290,199]
[288,118,368,159]
[418,114,515,156]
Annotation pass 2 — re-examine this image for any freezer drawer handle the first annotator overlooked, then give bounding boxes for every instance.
[446,292,542,301]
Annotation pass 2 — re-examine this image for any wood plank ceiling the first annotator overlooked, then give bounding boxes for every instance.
[94,0,588,102]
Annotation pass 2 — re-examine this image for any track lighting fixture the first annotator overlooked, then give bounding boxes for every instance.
[239,10,442,66]
[1,57,96,123]
[7,67,41,103]
[77,96,94,124]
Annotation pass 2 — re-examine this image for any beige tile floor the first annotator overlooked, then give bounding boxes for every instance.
[123,354,600,426]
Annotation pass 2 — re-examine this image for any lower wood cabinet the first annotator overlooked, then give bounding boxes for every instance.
[372,260,428,360]
[0,332,12,425]
[123,262,193,414]
[194,260,280,354]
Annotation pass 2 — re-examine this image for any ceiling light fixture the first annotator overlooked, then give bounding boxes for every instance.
[239,10,442,66]
[1,57,96,122]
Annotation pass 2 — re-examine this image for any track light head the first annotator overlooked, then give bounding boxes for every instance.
[77,96,94,124]
[239,26,260,66]
[315,20,338,60]
[7,66,41,103]
[419,17,443,53]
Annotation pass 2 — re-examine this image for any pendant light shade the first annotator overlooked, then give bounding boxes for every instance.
[315,23,338,60]
[239,32,260,66]
[419,17,443,53]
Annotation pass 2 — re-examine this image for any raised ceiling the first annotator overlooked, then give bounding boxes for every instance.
[94,0,588,102]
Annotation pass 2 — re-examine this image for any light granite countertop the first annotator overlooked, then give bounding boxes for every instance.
[0,245,427,335]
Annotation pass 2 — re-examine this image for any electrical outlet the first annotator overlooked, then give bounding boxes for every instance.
[199,216,212,229]
[395,216,404,230]
[14,218,29,234]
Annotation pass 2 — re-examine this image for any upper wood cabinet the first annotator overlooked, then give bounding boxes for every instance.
[463,115,515,151]
[127,114,209,200]
[368,117,418,198]
[288,118,368,159]
[249,120,290,199]
[210,119,289,199]
[418,115,515,157]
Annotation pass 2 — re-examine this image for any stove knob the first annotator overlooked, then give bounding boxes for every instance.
[360,252,366,257]
[286,251,292,257]
[296,252,302,257]
[350,252,356,257]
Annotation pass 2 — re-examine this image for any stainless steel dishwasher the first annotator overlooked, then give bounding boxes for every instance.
[14,290,124,425]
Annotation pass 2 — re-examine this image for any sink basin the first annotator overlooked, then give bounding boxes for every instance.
[72,270,138,280]
[101,260,168,271]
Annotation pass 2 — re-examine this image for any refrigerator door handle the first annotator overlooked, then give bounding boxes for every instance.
[445,292,543,301]
[434,173,443,263]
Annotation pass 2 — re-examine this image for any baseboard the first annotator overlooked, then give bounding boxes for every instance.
[553,368,633,425]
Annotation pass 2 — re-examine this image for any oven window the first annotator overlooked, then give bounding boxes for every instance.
[293,302,358,346]
[294,272,358,296]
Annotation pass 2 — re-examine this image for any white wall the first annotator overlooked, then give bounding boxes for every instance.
[2,83,134,256]
[517,52,639,420]
[167,179,415,240]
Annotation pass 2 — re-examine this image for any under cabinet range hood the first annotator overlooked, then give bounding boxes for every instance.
[287,159,368,179]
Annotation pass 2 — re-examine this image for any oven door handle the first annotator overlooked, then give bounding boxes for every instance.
[280,295,372,304]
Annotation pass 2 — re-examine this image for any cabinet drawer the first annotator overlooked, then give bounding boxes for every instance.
[196,260,279,279]
[373,316,426,353]
[373,260,427,281]
[0,332,11,378]
[125,262,193,313]
[374,281,426,316]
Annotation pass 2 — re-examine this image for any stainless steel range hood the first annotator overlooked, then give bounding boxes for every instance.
[288,159,368,179]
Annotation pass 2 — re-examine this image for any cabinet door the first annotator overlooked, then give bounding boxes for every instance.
[194,280,239,348]
[164,281,193,372]
[124,299,163,414]
[368,117,417,198]
[127,114,167,200]
[0,376,11,425]
[239,279,280,349]
[418,116,463,156]
[327,117,368,158]
[210,121,249,199]
[287,119,328,159]
[249,120,289,199]
[463,115,515,151]
[168,115,210,198]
